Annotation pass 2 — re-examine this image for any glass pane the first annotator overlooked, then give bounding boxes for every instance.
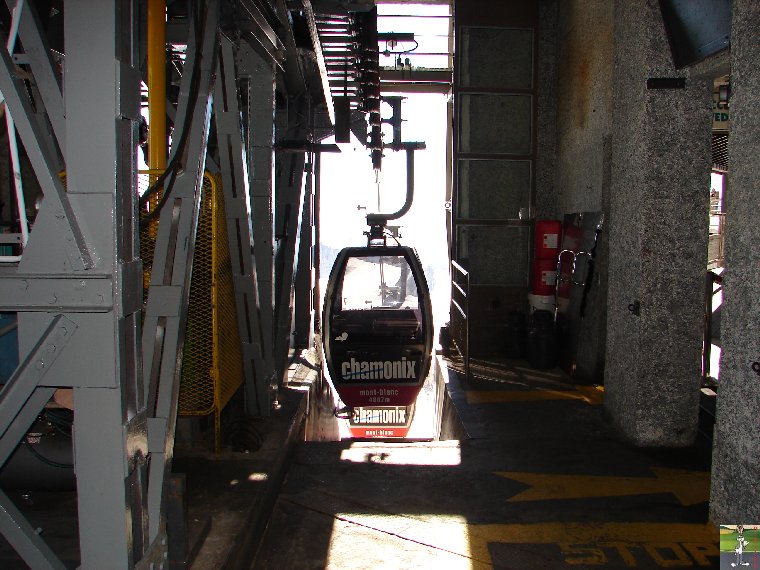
[456,226,530,286]
[458,159,531,219]
[458,93,532,155]
[340,255,419,310]
[459,27,533,89]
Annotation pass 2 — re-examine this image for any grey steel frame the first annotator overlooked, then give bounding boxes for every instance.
[0,0,320,565]
[214,35,273,417]
[0,1,218,567]
[141,0,220,550]
[237,41,279,410]
[273,95,309,385]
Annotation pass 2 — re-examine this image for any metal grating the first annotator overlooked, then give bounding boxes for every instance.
[179,174,215,416]
[712,133,728,172]
[209,173,244,419]
[140,172,244,450]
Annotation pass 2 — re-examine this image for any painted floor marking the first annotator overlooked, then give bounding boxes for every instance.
[467,522,719,567]
[466,384,604,405]
[495,467,710,506]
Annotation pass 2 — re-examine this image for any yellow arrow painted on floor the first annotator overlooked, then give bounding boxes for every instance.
[466,384,604,405]
[495,467,710,506]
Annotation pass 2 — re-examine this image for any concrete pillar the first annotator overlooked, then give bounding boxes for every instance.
[604,0,712,446]
[710,0,760,523]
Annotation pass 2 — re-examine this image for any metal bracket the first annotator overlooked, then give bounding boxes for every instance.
[0,274,113,312]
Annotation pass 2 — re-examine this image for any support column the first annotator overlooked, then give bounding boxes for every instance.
[65,2,145,567]
[141,0,219,542]
[294,153,314,349]
[604,0,712,446]
[273,95,308,383]
[710,0,760,523]
[214,37,270,417]
[237,42,277,410]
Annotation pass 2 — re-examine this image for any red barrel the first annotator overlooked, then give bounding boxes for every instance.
[531,258,557,296]
[534,220,562,260]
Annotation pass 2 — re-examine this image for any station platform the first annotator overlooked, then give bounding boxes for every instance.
[252,354,721,569]
[0,351,723,569]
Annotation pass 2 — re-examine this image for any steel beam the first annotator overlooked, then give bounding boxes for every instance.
[303,0,336,124]
[63,1,147,567]
[4,0,66,162]
[237,41,278,411]
[0,316,73,569]
[0,274,113,312]
[0,1,148,567]
[214,36,273,417]
[0,489,65,570]
[294,155,315,349]
[273,95,309,382]
[313,152,322,334]
[141,0,219,543]
[0,35,92,270]
[0,315,75,438]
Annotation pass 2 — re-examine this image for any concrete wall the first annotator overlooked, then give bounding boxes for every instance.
[710,0,760,523]
[553,0,614,215]
[604,0,712,446]
[549,0,614,383]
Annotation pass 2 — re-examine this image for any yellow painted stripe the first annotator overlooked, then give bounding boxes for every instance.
[466,384,604,405]
[512,366,564,378]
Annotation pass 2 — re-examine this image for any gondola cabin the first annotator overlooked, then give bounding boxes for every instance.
[323,245,433,408]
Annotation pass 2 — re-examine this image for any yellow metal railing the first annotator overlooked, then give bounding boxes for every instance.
[140,171,244,451]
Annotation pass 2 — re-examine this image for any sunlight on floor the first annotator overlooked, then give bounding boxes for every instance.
[325,513,477,569]
[339,441,461,466]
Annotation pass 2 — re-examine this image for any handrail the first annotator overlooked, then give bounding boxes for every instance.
[450,259,470,382]
[554,249,593,321]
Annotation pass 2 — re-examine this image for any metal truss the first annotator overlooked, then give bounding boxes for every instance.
[236,40,279,410]
[213,35,274,417]
[293,154,316,350]
[0,0,326,566]
[141,0,220,548]
[0,0,218,567]
[273,95,309,385]
[0,1,144,567]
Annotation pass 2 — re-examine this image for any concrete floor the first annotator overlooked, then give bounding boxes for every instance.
[0,354,724,569]
[252,356,720,569]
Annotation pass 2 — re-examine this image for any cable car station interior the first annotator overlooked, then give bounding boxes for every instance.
[0,0,755,568]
